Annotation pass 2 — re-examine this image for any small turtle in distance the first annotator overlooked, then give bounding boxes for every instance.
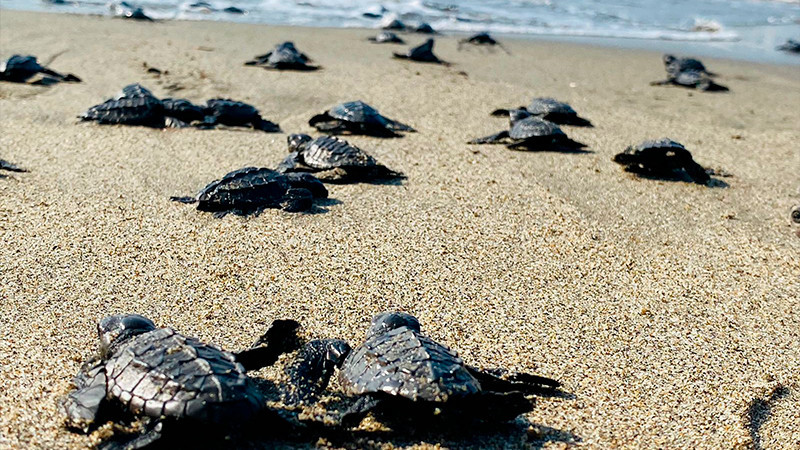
[283,312,560,429]
[469,110,587,152]
[393,38,448,65]
[414,22,437,34]
[491,97,592,127]
[171,167,327,217]
[245,42,319,71]
[309,100,415,137]
[0,54,81,84]
[613,138,711,185]
[663,54,716,77]
[63,314,302,448]
[651,69,729,92]
[777,39,800,54]
[458,32,510,54]
[277,134,404,183]
[382,18,407,31]
[368,31,405,44]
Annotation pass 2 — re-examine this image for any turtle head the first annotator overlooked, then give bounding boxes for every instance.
[367,312,421,338]
[663,54,676,65]
[98,314,156,357]
[509,108,532,126]
[287,134,313,152]
[322,339,351,369]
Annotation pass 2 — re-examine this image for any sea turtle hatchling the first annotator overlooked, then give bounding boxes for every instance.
[393,38,448,65]
[277,134,404,183]
[613,138,711,184]
[469,110,587,151]
[458,32,510,54]
[80,83,166,127]
[309,100,415,137]
[662,54,716,77]
[491,97,592,127]
[63,314,302,448]
[245,42,319,71]
[0,54,81,84]
[368,31,405,44]
[777,39,800,54]
[203,98,281,132]
[171,167,328,217]
[651,55,728,92]
[283,312,560,429]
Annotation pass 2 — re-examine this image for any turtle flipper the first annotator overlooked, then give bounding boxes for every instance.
[169,196,196,204]
[97,419,164,450]
[682,159,711,184]
[254,118,281,133]
[308,113,333,127]
[282,339,351,405]
[339,394,381,428]
[235,319,301,372]
[467,366,560,394]
[392,53,410,60]
[384,119,416,132]
[63,358,108,433]
[468,130,509,144]
[490,108,510,117]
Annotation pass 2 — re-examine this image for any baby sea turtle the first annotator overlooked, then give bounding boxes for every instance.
[161,98,206,124]
[245,42,319,71]
[458,32,509,54]
[308,100,415,137]
[80,83,166,127]
[284,312,560,429]
[613,138,710,184]
[777,39,800,54]
[491,97,592,127]
[368,31,405,44]
[63,314,301,448]
[112,2,154,21]
[0,54,81,84]
[663,54,716,77]
[414,22,437,34]
[469,110,587,151]
[171,167,327,217]
[393,39,448,65]
[277,134,404,183]
[652,55,727,92]
[382,19,407,31]
[203,99,281,132]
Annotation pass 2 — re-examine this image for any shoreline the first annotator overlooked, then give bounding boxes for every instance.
[2,9,799,450]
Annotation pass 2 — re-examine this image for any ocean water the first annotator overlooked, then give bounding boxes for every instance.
[2,0,799,64]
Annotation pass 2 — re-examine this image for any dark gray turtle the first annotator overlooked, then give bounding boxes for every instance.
[777,39,800,54]
[113,2,155,21]
[651,65,728,92]
[382,19,407,31]
[277,134,404,183]
[63,314,301,448]
[244,42,319,71]
[458,32,510,54]
[203,98,281,132]
[80,83,166,127]
[368,31,405,44]
[0,159,27,174]
[414,22,437,34]
[491,97,592,127]
[613,138,710,184]
[161,98,206,124]
[0,54,81,84]
[663,54,715,77]
[469,111,587,151]
[170,167,327,217]
[308,100,415,137]
[284,312,560,429]
[393,38,448,65]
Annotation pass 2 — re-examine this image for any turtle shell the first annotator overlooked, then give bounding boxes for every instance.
[300,136,379,170]
[628,138,687,155]
[205,99,261,125]
[327,101,389,127]
[338,326,481,402]
[267,42,309,66]
[508,116,565,140]
[162,98,206,123]
[527,98,577,116]
[104,327,263,424]
[196,167,292,210]
[665,56,707,75]
[81,95,165,127]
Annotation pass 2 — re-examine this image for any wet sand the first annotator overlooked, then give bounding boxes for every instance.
[1,10,799,449]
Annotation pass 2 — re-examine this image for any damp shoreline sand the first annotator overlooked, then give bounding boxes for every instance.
[1,9,799,449]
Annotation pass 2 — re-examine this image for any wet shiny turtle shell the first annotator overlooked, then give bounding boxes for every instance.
[526,98,577,116]
[266,42,310,66]
[193,167,309,211]
[338,326,481,402]
[102,327,263,424]
[327,101,394,128]
[664,55,709,75]
[508,116,566,140]
[299,136,381,170]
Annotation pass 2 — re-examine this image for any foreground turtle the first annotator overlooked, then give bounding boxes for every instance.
[171,167,327,217]
[284,312,560,429]
[277,134,404,183]
[491,97,592,127]
[469,110,587,151]
[458,32,509,54]
[0,159,27,174]
[245,42,319,71]
[309,100,415,137]
[203,99,281,132]
[393,39,448,65]
[63,314,302,448]
[663,54,716,77]
[368,31,405,44]
[0,54,81,84]
[613,138,710,184]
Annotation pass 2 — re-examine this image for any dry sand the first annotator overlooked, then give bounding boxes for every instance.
[1,10,799,449]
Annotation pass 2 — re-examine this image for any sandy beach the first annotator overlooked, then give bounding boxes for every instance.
[1,10,799,449]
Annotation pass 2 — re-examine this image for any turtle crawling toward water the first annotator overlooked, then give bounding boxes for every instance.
[469,110,587,151]
[368,31,405,44]
[613,138,711,184]
[277,134,404,183]
[652,55,727,92]
[80,83,166,127]
[0,54,81,84]
[777,39,800,54]
[171,167,327,217]
[203,98,281,132]
[284,312,560,429]
[245,42,319,71]
[63,314,302,448]
[663,54,716,77]
[309,100,415,137]
[458,32,509,54]
[491,98,592,127]
[393,39,448,65]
